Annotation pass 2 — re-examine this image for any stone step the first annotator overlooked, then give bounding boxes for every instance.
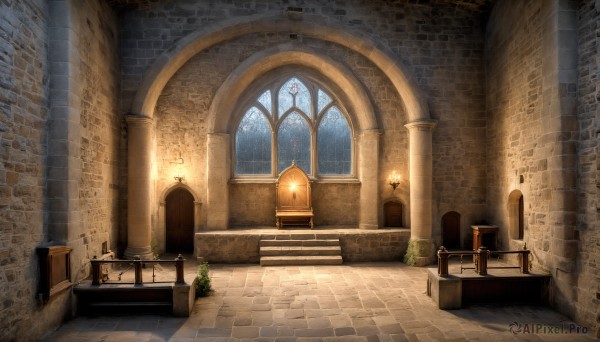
[259,239,340,247]
[260,246,341,256]
[260,255,343,266]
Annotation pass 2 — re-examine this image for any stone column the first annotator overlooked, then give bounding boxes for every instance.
[359,130,381,229]
[405,120,436,266]
[124,115,154,259]
[206,133,230,230]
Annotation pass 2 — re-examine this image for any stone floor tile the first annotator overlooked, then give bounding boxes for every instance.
[334,326,356,336]
[308,317,332,329]
[295,327,335,337]
[231,326,259,338]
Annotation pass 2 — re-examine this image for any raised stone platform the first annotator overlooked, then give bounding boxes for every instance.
[427,265,552,309]
[196,227,410,264]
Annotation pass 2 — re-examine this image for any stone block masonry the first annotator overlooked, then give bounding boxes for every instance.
[196,229,410,264]
[0,0,51,340]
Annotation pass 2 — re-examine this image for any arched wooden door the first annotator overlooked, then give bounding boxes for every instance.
[384,201,403,227]
[166,188,194,253]
[442,211,461,249]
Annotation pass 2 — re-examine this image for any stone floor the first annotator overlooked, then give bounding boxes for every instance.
[43,261,596,341]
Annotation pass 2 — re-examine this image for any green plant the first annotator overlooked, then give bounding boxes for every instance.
[150,239,160,260]
[195,262,212,297]
[403,239,417,266]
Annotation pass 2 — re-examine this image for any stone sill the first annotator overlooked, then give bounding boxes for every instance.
[230,177,360,184]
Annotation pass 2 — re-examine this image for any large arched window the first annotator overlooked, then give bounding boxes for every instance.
[234,76,353,177]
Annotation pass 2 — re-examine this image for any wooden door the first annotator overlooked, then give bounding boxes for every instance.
[384,201,403,227]
[166,188,194,253]
[442,211,461,249]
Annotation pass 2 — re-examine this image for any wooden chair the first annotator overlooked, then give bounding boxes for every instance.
[275,162,314,229]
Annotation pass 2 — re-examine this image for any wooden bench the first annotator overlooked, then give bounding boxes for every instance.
[276,210,314,228]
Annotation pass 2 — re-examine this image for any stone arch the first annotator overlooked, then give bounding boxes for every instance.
[508,190,524,240]
[130,14,429,123]
[157,183,202,255]
[210,43,376,134]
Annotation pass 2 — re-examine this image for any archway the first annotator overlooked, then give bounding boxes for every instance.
[165,188,195,253]
[508,190,524,240]
[126,14,435,263]
[441,211,461,250]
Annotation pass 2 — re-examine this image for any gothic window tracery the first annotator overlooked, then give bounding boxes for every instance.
[234,75,353,177]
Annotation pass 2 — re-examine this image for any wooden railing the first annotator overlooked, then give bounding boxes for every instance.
[437,244,530,277]
[90,254,185,285]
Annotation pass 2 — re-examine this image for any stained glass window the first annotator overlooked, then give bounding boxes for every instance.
[278,111,311,173]
[257,90,272,116]
[278,77,310,118]
[235,76,353,177]
[235,107,271,174]
[318,106,351,174]
[317,89,332,113]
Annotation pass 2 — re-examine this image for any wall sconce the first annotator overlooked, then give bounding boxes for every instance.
[389,170,401,191]
[172,154,184,183]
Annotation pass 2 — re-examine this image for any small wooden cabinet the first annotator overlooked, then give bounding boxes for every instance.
[471,225,498,251]
[37,246,72,303]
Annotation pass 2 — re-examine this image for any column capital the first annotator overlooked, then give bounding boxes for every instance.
[126,114,153,125]
[404,119,437,131]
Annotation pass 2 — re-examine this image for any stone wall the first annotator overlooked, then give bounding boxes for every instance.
[486,0,599,335]
[0,0,120,340]
[486,0,545,252]
[123,1,488,246]
[575,0,600,337]
[0,1,49,340]
[74,0,121,270]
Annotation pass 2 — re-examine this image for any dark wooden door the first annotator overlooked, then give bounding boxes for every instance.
[384,201,403,227]
[166,188,194,253]
[442,211,461,249]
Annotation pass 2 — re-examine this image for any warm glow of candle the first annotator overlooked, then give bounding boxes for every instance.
[289,183,297,192]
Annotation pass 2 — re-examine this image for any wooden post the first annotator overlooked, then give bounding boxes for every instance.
[91,258,101,286]
[134,260,143,284]
[520,243,530,274]
[175,254,185,284]
[476,247,489,275]
[437,246,449,277]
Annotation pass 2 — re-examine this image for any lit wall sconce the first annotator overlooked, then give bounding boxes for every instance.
[389,170,401,191]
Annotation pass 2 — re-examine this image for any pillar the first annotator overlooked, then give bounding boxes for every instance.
[124,115,154,259]
[405,120,436,266]
[359,130,381,229]
[206,133,230,230]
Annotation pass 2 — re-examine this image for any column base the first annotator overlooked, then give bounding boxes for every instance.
[124,245,154,260]
[404,238,435,266]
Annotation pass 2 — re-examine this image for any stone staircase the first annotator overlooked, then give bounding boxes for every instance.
[259,235,343,266]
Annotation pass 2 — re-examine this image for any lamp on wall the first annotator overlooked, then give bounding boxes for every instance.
[172,154,185,183]
[389,170,401,191]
